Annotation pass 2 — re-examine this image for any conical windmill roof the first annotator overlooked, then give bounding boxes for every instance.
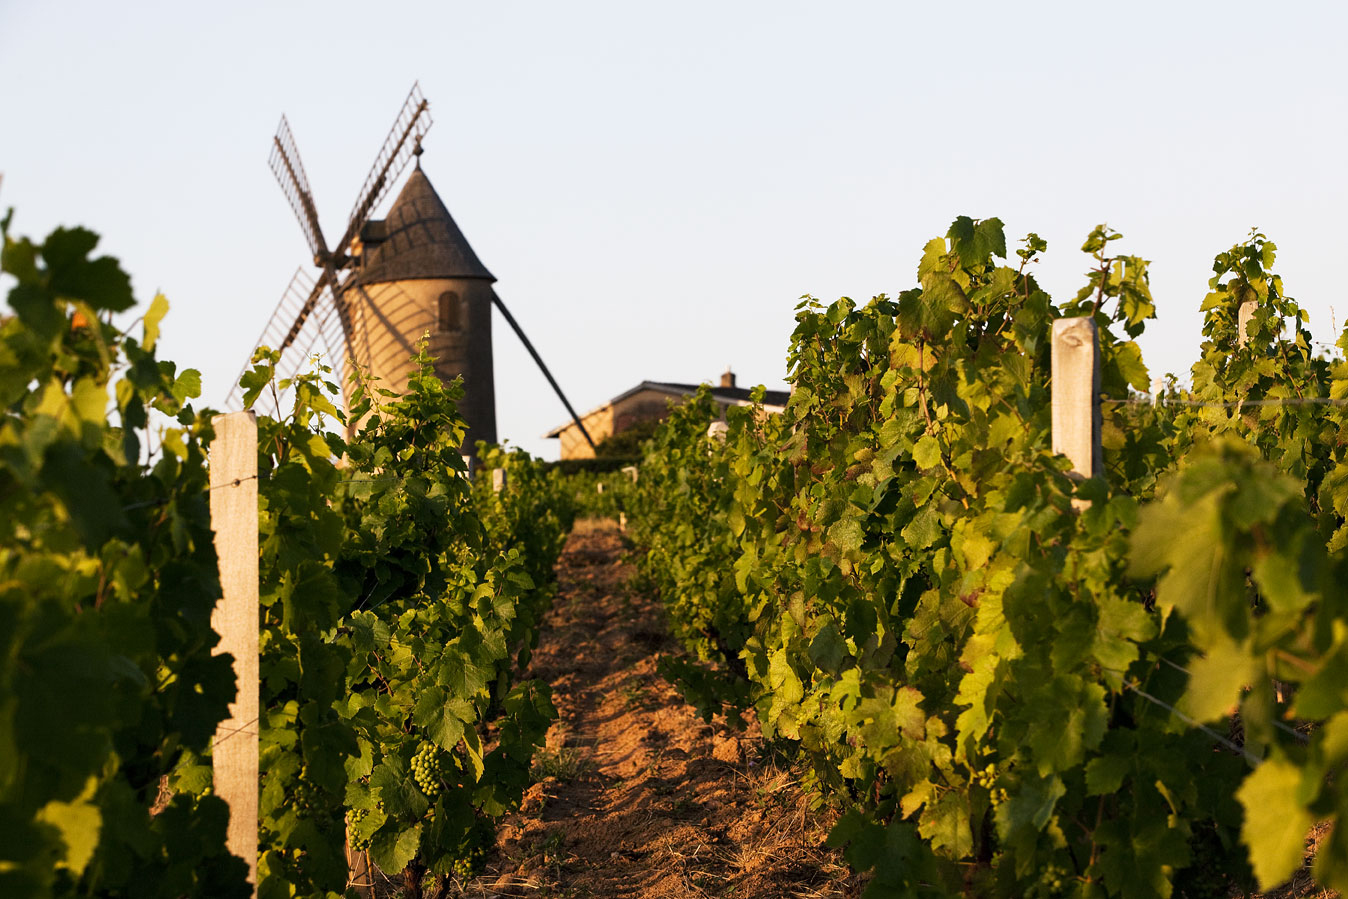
[356,167,495,284]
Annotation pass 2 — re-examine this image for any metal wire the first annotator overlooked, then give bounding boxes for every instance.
[118,469,478,515]
[212,715,261,747]
[1123,679,1263,766]
[1154,655,1310,745]
[1104,397,1348,408]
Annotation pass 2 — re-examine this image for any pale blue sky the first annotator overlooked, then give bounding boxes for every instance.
[2,1,1345,458]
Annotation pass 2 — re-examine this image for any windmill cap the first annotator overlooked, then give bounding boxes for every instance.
[355,167,495,285]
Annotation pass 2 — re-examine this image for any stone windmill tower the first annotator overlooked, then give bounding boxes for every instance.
[236,84,594,459]
[346,157,497,448]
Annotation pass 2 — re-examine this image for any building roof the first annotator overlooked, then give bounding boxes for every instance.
[355,167,495,285]
[544,380,791,438]
[644,381,790,407]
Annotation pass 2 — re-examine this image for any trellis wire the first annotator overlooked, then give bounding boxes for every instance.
[1104,396,1348,408]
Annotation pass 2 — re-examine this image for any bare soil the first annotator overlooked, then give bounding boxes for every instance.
[456,519,863,899]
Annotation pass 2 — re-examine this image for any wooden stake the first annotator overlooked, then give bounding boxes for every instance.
[209,411,259,893]
[346,845,373,899]
[1238,299,1257,348]
[1051,318,1102,497]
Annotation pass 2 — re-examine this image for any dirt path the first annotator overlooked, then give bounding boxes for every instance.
[461,520,862,898]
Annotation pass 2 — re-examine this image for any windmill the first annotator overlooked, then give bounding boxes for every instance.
[232,83,595,458]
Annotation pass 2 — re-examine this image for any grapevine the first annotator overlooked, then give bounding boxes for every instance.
[323,348,563,896]
[0,214,248,897]
[222,343,571,897]
[627,216,1348,896]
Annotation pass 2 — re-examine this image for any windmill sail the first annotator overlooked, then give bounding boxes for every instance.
[341,83,432,252]
[227,269,349,417]
[269,116,327,262]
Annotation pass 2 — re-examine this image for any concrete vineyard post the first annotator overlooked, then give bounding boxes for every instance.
[1232,300,1288,702]
[1051,317,1102,507]
[209,411,260,893]
[618,467,637,530]
[1238,299,1257,348]
[492,467,507,493]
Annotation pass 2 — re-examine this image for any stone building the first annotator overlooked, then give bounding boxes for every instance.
[545,370,789,460]
[344,165,496,449]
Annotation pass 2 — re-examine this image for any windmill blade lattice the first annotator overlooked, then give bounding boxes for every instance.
[268,116,327,261]
[227,268,350,416]
[341,82,432,249]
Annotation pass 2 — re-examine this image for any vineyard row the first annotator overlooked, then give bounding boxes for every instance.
[1,215,577,899]
[610,218,1348,899]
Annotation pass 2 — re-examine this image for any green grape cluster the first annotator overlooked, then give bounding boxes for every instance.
[972,763,997,789]
[346,807,371,850]
[1027,863,1068,897]
[293,779,318,812]
[412,742,443,797]
[989,787,1009,806]
[451,846,487,879]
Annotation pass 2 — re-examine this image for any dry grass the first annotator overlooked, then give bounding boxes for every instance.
[1240,822,1338,899]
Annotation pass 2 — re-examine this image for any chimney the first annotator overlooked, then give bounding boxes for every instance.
[720,367,736,389]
